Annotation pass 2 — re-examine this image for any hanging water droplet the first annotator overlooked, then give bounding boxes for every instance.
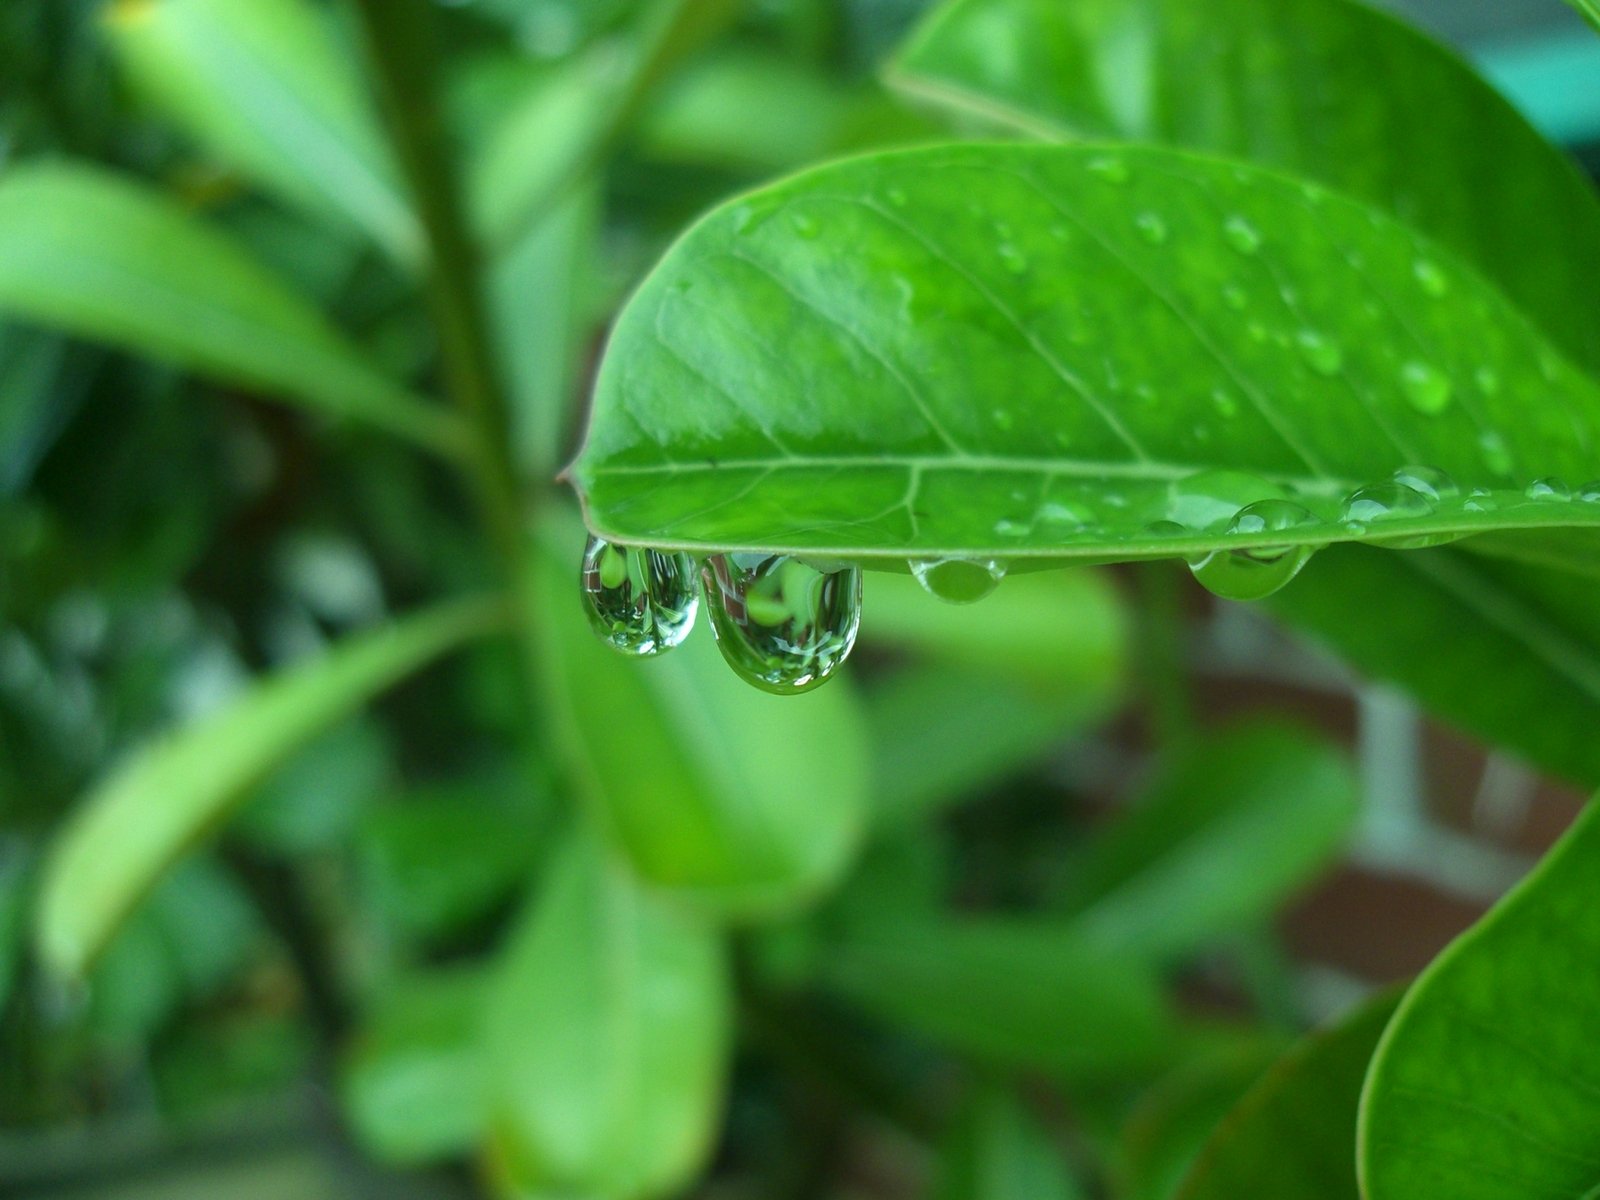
[1187,499,1316,601]
[700,554,861,694]
[1135,212,1169,245]
[1295,330,1343,377]
[1223,215,1262,254]
[1087,155,1130,183]
[1390,465,1459,503]
[580,535,699,657]
[1412,258,1449,297]
[1526,477,1572,502]
[1478,431,1514,476]
[1400,361,1452,414]
[910,558,1007,605]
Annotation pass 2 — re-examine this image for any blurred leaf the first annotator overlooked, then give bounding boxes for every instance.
[343,967,490,1165]
[103,0,421,263]
[934,1086,1084,1200]
[821,912,1173,1080]
[1055,722,1359,961]
[1359,803,1600,1199]
[487,828,731,1199]
[0,164,467,455]
[889,0,1600,374]
[0,324,79,496]
[0,851,30,1015]
[865,567,1127,690]
[36,596,505,977]
[533,518,868,918]
[1175,991,1399,1199]
[1568,0,1600,33]
[234,718,391,854]
[1269,547,1600,787]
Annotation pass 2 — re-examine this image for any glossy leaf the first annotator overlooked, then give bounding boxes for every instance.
[1569,0,1600,33]
[532,518,868,918]
[1268,546,1600,786]
[888,0,1600,374]
[1055,722,1359,960]
[821,910,1174,1080]
[572,144,1600,571]
[1175,991,1399,1199]
[35,597,505,977]
[486,829,730,1199]
[342,968,489,1165]
[934,1087,1085,1200]
[0,165,465,455]
[103,0,420,263]
[1359,803,1600,1199]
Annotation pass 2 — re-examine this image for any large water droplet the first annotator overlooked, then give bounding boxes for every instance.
[1187,499,1316,600]
[1295,331,1343,377]
[1391,465,1459,503]
[1526,477,1572,502]
[1400,362,1452,414]
[911,558,1006,605]
[1341,482,1432,524]
[580,535,699,657]
[1223,216,1262,254]
[700,554,861,694]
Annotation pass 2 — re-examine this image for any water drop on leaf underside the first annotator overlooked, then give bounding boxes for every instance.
[580,535,699,657]
[910,558,1006,605]
[701,554,861,695]
[1186,498,1317,601]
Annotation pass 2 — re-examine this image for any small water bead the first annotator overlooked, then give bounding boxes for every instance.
[1295,331,1344,377]
[1526,477,1572,502]
[998,243,1028,273]
[579,535,699,657]
[1464,488,1497,514]
[1187,500,1317,601]
[1223,216,1262,255]
[1412,258,1449,297]
[1211,389,1240,418]
[1400,362,1452,414]
[1474,366,1502,397]
[1222,285,1248,311]
[700,554,861,695]
[911,558,1007,605]
[1478,431,1514,476]
[789,211,820,239]
[1391,465,1459,503]
[1341,482,1432,524]
[1088,155,1131,184]
[1135,212,1169,245]
[1579,481,1600,503]
[886,186,909,208]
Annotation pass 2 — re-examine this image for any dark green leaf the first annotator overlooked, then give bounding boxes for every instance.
[0,165,466,455]
[487,829,730,1198]
[104,0,420,263]
[1175,990,1399,1200]
[1055,721,1359,961]
[889,0,1600,373]
[572,145,1600,571]
[1359,803,1600,1199]
[234,718,391,854]
[934,1086,1085,1200]
[36,597,505,977]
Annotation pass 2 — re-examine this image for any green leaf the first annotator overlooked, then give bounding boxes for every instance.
[0,853,31,1016]
[571,144,1600,573]
[1055,721,1359,961]
[934,1086,1085,1200]
[888,0,1600,374]
[1568,0,1600,34]
[0,164,466,455]
[821,911,1174,1080]
[1359,803,1600,1199]
[1268,546,1600,786]
[35,596,504,977]
[1175,990,1399,1200]
[532,517,868,918]
[103,0,420,264]
[487,829,730,1199]
[343,968,490,1166]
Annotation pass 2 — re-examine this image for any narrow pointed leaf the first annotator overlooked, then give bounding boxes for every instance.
[572,145,1600,570]
[35,597,504,977]
[1174,991,1399,1200]
[1569,0,1600,34]
[0,165,465,454]
[1359,803,1600,1199]
[487,830,730,1199]
[104,0,421,263]
[889,0,1600,374]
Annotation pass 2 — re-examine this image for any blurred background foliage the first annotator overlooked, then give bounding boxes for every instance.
[0,0,1594,1197]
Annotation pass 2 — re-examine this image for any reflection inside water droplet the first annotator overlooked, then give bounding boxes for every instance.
[580,535,698,657]
[1187,499,1316,601]
[911,558,1006,605]
[700,554,861,694]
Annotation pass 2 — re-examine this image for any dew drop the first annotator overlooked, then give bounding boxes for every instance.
[1412,258,1449,297]
[1341,482,1432,524]
[1295,330,1343,377]
[910,558,1007,605]
[1478,431,1514,476]
[1187,499,1316,600]
[1390,465,1459,503]
[1579,481,1600,503]
[992,408,1015,431]
[1223,215,1262,254]
[1400,361,1452,414]
[789,211,820,239]
[1168,470,1286,531]
[700,554,861,694]
[1474,366,1502,397]
[1222,285,1248,311]
[998,243,1028,274]
[1088,155,1130,184]
[1526,477,1572,502]
[1211,389,1240,418]
[886,186,909,208]
[1135,212,1169,245]
[580,535,699,657]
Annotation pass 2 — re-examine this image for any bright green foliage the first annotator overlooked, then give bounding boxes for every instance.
[533,521,868,917]
[103,0,420,263]
[890,0,1600,374]
[933,1086,1085,1200]
[1056,722,1358,961]
[573,144,1600,568]
[35,597,504,977]
[1359,803,1600,1199]
[1175,991,1399,1198]
[486,830,730,1200]
[1569,0,1600,33]
[0,165,466,454]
